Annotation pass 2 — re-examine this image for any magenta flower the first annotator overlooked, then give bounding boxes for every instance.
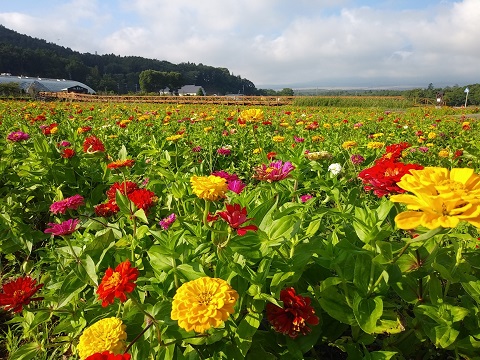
[44,219,80,236]
[300,194,313,203]
[49,195,85,214]
[211,171,239,183]
[58,140,71,147]
[159,213,176,230]
[7,131,30,142]
[350,154,365,165]
[228,179,246,194]
[217,147,231,156]
[253,160,295,182]
[294,136,304,143]
[192,146,202,152]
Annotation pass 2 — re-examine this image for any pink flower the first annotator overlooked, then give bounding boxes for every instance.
[350,154,365,165]
[159,213,176,230]
[211,171,239,183]
[7,131,30,142]
[228,179,246,194]
[49,195,85,214]
[253,160,295,182]
[44,219,80,236]
[300,194,313,203]
[217,147,231,156]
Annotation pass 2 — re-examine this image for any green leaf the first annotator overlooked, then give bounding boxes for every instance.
[133,208,148,224]
[354,253,372,297]
[115,189,132,215]
[57,271,88,308]
[118,145,128,160]
[175,263,205,281]
[83,254,98,286]
[364,351,398,360]
[462,280,480,305]
[353,295,383,334]
[317,287,356,325]
[10,342,41,360]
[235,312,263,356]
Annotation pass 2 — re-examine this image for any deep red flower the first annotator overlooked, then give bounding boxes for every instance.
[358,160,424,197]
[218,203,258,236]
[85,352,131,360]
[94,200,120,217]
[41,123,58,135]
[266,152,277,160]
[0,276,44,313]
[97,260,139,307]
[266,287,319,338]
[61,148,75,158]
[376,142,411,163]
[83,135,105,153]
[106,181,139,200]
[128,189,156,212]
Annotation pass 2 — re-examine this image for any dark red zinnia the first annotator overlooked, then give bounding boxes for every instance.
[106,181,139,200]
[266,287,319,338]
[0,276,44,313]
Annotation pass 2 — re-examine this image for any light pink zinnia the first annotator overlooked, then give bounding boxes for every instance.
[49,195,85,214]
[253,160,295,182]
[44,219,80,236]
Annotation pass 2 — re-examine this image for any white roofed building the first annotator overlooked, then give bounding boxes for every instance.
[0,74,96,94]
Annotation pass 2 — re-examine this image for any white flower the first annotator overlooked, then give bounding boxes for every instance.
[403,125,409,129]
[328,163,343,175]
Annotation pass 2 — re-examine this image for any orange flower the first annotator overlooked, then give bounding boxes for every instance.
[107,159,135,169]
[97,260,139,307]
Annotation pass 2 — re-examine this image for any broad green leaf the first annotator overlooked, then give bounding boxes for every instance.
[235,312,263,356]
[353,295,383,334]
[9,342,41,360]
[354,253,373,297]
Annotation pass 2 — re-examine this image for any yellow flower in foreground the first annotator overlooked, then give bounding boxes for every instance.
[367,141,385,149]
[190,175,228,201]
[342,140,358,150]
[77,317,127,360]
[390,167,480,230]
[171,277,239,333]
[240,108,264,122]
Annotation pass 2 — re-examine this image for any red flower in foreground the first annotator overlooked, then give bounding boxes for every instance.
[107,159,135,170]
[218,203,258,236]
[0,276,44,313]
[97,260,139,307]
[83,135,105,153]
[266,287,319,338]
[106,181,138,200]
[61,148,76,158]
[94,200,120,217]
[377,142,411,163]
[85,351,131,360]
[128,189,157,212]
[358,160,424,197]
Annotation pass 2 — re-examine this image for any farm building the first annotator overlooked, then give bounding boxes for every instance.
[178,85,205,96]
[0,74,96,94]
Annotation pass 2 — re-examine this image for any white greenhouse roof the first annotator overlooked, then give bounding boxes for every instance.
[0,74,96,94]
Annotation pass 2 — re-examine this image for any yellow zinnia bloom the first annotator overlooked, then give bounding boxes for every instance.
[390,167,480,230]
[428,132,437,139]
[240,108,264,122]
[272,136,285,143]
[342,140,358,150]
[367,142,385,149]
[166,134,183,142]
[77,317,127,360]
[253,148,262,154]
[311,135,324,142]
[190,175,228,201]
[438,150,450,158]
[171,277,239,333]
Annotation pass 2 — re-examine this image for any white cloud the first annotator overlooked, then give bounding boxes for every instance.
[1,0,479,87]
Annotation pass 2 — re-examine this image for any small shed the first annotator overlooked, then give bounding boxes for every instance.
[178,85,205,96]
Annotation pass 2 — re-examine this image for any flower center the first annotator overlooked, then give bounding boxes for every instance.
[437,179,465,192]
[384,167,400,177]
[13,289,25,299]
[104,272,122,290]
[197,291,213,305]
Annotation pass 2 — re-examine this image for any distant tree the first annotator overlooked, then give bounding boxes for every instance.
[196,87,205,96]
[0,82,21,97]
[278,88,294,96]
[165,71,184,95]
[139,70,168,93]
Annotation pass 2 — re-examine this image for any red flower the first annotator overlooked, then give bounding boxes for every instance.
[266,287,319,338]
[107,159,135,169]
[128,189,156,212]
[61,148,75,158]
[94,200,120,217]
[266,152,277,160]
[106,181,139,200]
[218,203,258,236]
[97,260,139,307]
[83,135,105,153]
[41,123,58,135]
[377,142,411,163]
[358,160,424,197]
[0,276,44,313]
[85,352,131,360]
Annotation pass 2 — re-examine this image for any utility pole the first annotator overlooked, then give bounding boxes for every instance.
[464,87,469,107]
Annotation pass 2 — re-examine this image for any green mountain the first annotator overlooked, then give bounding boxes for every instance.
[0,25,256,95]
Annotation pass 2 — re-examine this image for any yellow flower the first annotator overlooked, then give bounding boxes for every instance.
[166,134,183,142]
[77,317,127,360]
[323,123,331,129]
[390,167,480,230]
[190,175,227,201]
[204,126,213,133]
[272,136,285,143]
[279,122,290,127]
[342,141,358,150]
[367,142,385,149]
[305,151,333,160]
[253,148,262,154]
[50,126,58,134]
[438,150,450,158]
[240,108,264,122]
[311,135,324,142]
[119,120,131,127]
[171,277,239,333]
[428,132,437,139]
[372,133,384,139]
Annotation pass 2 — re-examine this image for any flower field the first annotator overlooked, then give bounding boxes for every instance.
[2,100,480,359]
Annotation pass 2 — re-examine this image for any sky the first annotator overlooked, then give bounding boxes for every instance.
[0,0,479,89]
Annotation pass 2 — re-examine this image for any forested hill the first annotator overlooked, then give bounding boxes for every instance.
[0,25,257,95]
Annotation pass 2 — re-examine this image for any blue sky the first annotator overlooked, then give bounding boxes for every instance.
[1,0,479,89]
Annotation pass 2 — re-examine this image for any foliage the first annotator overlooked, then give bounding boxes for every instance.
[1,101,480,360]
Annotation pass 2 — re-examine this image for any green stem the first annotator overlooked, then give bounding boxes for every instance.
[124,321,154,354]
[63,236,80,264]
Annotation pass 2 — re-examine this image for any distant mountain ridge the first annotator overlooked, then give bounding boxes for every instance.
[0,25,256,95]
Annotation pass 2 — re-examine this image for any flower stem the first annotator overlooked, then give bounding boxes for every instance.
[124,321,154,354]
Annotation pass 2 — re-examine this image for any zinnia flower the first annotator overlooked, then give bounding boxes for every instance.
[228,179,246,194]
[350,154,365,165]
[83,136,105,153]
[128,189,157,212]
[377,142,411,163]
[300,194,313,203]
[342,140,357,150]
[171,277,239,333]
[239,108,264,122]
[390,167,480,229]
[49,194,85,214]
[61,148,76,158]
[211,171,239,183]
[305,151,333,161]
[97,260,139,307]
[94,200,120,217]
[7,131,30,142]
[106,181,139,200]
[328,163,343,175]
[85,352,131,360]
[217,147,231,156]
[266,287,319,338]
[44,218,80,236]
[77,318,127,360]
[0,276,44,313]
[190,175,228,201]
[159,213,176,230]
[358,160,424,198]
[218,203,258,236]
[367,142,385,149]
[253,160,295,182]
[107,159,135,169]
